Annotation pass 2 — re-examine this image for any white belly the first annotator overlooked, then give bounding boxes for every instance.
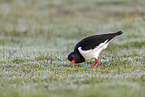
[78,40,111,60]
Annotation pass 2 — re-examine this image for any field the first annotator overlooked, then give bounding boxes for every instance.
[0,0,145,97]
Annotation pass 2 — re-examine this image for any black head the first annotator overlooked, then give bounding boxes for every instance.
[68,52,75,61]
[68,52,85,63]
[68,51,85,68]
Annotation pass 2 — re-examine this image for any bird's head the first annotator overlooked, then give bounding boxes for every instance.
[68,52,85,68]
[68,52,75,68]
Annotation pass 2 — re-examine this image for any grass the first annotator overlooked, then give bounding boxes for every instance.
[0,0,145,97]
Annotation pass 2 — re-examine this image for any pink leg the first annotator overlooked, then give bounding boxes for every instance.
[91,60,98,69]
[91,59,100,69]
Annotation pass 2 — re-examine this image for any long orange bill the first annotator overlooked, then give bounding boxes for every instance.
[72,60,75,68]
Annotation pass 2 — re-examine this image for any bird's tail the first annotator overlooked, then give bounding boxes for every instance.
[115,31,123,35]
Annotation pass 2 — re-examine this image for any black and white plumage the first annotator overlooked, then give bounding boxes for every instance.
[68,31,123,68]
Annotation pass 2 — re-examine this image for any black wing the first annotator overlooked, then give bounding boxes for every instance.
[74,31,123,51]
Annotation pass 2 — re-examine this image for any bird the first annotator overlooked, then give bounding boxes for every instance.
[68,31,123,69]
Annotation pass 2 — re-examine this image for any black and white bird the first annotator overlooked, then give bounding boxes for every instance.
[68,31,123,69]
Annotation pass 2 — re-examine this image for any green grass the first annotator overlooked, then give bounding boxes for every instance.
[0,0,145,97]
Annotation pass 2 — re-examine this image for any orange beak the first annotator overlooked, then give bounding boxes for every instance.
[72,60,75,68]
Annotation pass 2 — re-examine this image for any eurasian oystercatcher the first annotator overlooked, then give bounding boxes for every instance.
[68,31,123,69]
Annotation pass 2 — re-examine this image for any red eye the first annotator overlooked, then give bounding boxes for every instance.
[72,55,74,57]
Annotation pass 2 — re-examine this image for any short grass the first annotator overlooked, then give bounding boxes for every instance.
[0,0,145,97]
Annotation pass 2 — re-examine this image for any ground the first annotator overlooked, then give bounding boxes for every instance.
[0,0,145,97]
